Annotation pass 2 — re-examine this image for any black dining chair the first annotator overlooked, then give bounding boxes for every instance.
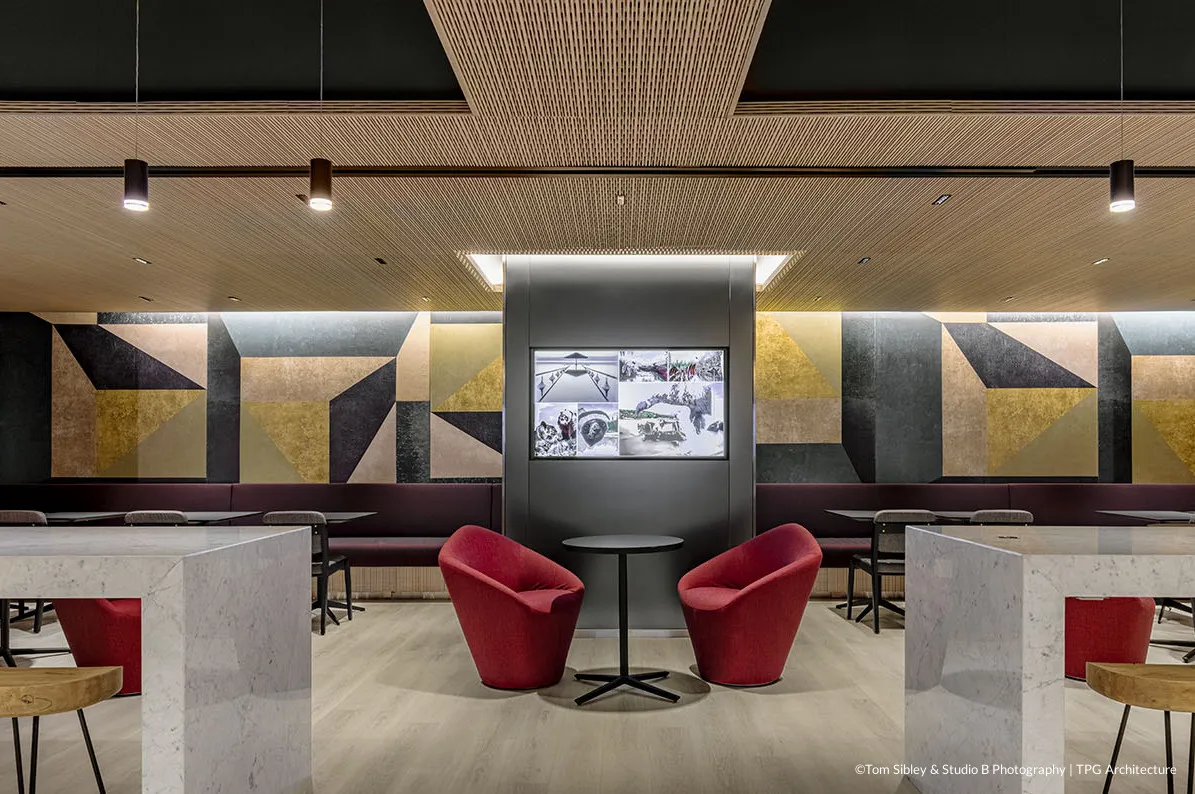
[262,511,353,635]
[969,509,1034,525]
[848,509,936,634]
[124,510,188,526]
[0,511,53,633]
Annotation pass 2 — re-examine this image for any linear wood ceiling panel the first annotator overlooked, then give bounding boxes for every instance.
[3,175,1195,313]
[1,1,1195,312]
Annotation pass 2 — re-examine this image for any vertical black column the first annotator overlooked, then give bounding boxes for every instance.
[0,314,51,483]
[841,313,877,483]
[1098,313,1132,482]
[874,313,942,483]
[206,314,240,483]
[504,256,755,629]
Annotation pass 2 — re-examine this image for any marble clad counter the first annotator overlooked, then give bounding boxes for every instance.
[0,525,312,793]
[905,525,1195,794]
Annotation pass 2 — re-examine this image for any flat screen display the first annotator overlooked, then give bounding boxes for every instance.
[532,349,726,459]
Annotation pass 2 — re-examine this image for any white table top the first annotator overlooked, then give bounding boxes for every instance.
[911,524,1195,556]
[0,525,303,558]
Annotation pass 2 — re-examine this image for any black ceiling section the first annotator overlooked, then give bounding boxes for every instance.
[742,0,1195,102]
[0,0,463,102]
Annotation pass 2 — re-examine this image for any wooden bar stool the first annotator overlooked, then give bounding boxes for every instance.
[1088,662,1195,794]
[0,667,121,794]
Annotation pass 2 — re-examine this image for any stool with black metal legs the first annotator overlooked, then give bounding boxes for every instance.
[0,666,121,794]
[1087,662,1195,794]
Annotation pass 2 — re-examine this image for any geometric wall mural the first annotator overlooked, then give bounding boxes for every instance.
[5,309,1195,485]
[1116,312,1195,483]
[9,310,504,483]
[755,312,841,444]
[428,313,503,479]
[48,313,207,479]
[938,314,1098,478]
[757,311,1103,483]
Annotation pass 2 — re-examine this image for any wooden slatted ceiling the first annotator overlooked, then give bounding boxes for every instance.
[1,0,1195,311]
[4,175,1195,313]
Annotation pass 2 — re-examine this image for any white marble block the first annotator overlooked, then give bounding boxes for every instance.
[0,526,312,794]
[905,525,1195,794]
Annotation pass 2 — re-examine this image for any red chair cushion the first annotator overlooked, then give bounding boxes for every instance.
[681,586,740,611]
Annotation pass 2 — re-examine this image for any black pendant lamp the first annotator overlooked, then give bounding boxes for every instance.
[308,158,332,211]
[123,158,149,212]
[123,0,149,212]
[308,0,333,212]
[1109,159,1135,213]
[1109,0,1135,213]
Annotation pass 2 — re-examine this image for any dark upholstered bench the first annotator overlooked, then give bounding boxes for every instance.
[756,483,1014,568]
[230,483,500,568]
[0,482,501,570]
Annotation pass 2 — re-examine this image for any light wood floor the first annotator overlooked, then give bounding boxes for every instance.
[1,601,1194,793]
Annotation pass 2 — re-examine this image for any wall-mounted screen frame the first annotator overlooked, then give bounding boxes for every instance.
[530,348,728,460]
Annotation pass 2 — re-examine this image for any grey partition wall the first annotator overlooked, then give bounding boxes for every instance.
[504,255,756,629]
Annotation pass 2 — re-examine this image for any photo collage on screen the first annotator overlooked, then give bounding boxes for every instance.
[532,349,725,458]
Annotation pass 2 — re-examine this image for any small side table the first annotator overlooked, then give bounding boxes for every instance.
[562,534,684,706]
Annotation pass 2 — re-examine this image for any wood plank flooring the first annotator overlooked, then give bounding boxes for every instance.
[0,601,1192,793]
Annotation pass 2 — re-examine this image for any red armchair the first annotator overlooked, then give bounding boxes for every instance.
[1064,597,1155,680]
[679,524,823,686]
[439,525,584,690]
[53,599,142,696]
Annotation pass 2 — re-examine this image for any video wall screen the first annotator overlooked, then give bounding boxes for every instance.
[531,349,726,459]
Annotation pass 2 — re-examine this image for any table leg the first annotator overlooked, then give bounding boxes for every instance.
[618,552,629,677]
[573,552,679,706]
[0,599,68,667]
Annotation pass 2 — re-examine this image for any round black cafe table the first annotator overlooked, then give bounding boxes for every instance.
[562,534,684,706]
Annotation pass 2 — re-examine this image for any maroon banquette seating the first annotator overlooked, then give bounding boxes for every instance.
[0,482,502,569]
[230,483,499,567]
[6,481,1195,571]
[756,483,1195,567]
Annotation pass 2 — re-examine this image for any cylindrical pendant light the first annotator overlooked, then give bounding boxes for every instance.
[1109,158,1135,213]
[308,158,332,211]
[123,158,149,212]
[1108,0,1135,214]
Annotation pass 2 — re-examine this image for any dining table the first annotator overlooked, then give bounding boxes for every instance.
[44,511,127,524]
[1097,509,1195,524]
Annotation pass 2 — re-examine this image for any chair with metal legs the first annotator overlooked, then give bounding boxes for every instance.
[263,511,353,635]
[0,512,66,667]
[1087,662,1195,794]
[0,666,122,794]
[847,509,935,634]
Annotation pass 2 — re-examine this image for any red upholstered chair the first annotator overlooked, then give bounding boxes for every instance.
[1064,597,1156,680]
[679,523,823,686]
[439,525,584,690]
[53,599,142,696]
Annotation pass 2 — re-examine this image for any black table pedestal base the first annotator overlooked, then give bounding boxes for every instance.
[574,671,678,705]
[562,537,686,708]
